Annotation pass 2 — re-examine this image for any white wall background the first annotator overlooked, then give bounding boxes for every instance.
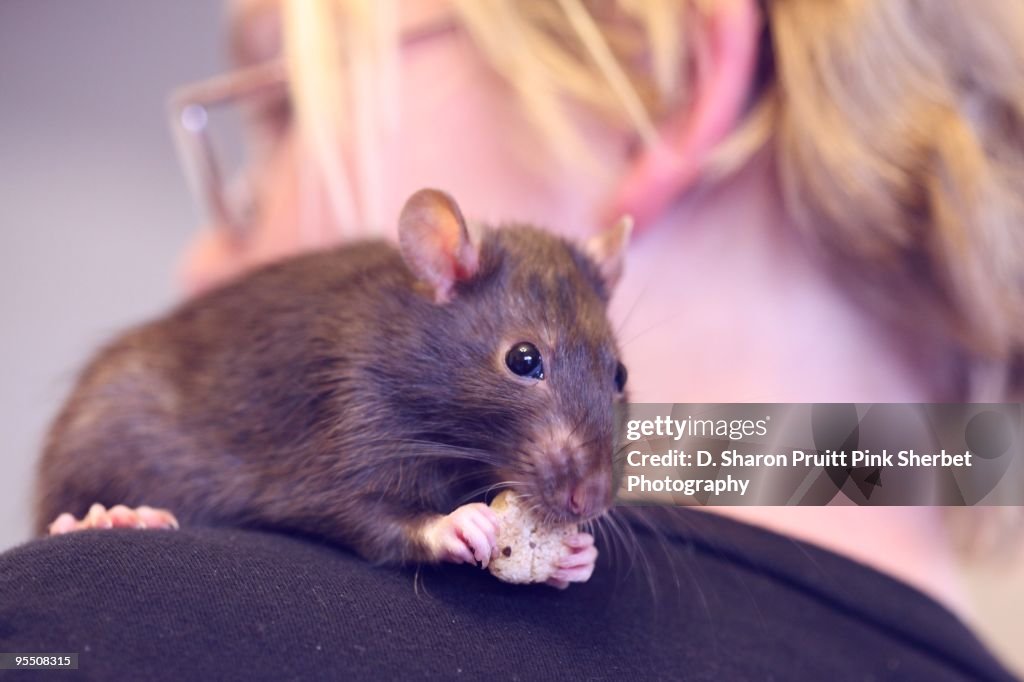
[0,0,223,549]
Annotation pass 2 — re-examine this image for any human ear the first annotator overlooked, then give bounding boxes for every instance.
[604,0,762,231]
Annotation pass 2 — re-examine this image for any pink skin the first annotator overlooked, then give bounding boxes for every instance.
[547,533,598,590]
[48,503,179,535]
[422,503,501,567]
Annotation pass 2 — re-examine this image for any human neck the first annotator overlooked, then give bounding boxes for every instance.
[614,153,970,617]
[613,150,932,403]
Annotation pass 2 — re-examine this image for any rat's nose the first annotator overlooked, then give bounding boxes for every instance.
[570,485,586,515]
[568,480,606,518]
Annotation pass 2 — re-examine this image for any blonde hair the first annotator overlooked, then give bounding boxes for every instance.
[274,0,1024,399]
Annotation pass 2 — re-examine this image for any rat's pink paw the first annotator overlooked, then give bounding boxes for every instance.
[546,532,597,589]
[423,503,499,567]
[48,503,179,535]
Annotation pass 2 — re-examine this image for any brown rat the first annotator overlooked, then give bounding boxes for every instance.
[34,189,630,581]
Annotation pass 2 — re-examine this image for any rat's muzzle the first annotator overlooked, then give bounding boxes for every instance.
[566,476,610,520]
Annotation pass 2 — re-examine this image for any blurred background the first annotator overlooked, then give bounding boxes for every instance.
[0,1,219,548]
[0,1,1020,675]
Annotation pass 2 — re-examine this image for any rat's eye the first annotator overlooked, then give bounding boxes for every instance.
[614,362,628,392]
[506,342,544,379]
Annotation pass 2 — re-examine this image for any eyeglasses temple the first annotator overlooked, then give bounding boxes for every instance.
[167,60,287,241]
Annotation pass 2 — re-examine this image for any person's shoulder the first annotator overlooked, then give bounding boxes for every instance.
[622,507,1018,681]
[0,520,1017,681]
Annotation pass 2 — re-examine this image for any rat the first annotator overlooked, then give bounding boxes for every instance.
[34,188,631,588]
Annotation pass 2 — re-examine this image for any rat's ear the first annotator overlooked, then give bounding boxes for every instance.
[398,189,480,303]
[585,215,633,292]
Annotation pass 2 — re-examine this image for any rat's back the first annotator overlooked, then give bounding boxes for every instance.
[34,240,409,534]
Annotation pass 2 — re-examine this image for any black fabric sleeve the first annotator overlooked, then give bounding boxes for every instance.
[0,509,1016,681]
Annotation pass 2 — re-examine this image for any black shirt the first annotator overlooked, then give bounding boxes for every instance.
[0,508,1015,680]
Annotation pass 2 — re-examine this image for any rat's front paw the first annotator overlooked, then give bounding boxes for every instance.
[48,503,179,535]
[546,532,598,590]
[423,503,500,567]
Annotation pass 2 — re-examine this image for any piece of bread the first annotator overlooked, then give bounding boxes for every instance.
[487,490,577,584]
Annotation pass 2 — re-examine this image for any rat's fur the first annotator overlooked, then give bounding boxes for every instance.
[35,224,626,564]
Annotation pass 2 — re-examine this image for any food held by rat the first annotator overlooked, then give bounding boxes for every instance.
[36,188,631,588]
[488,490,587,585]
